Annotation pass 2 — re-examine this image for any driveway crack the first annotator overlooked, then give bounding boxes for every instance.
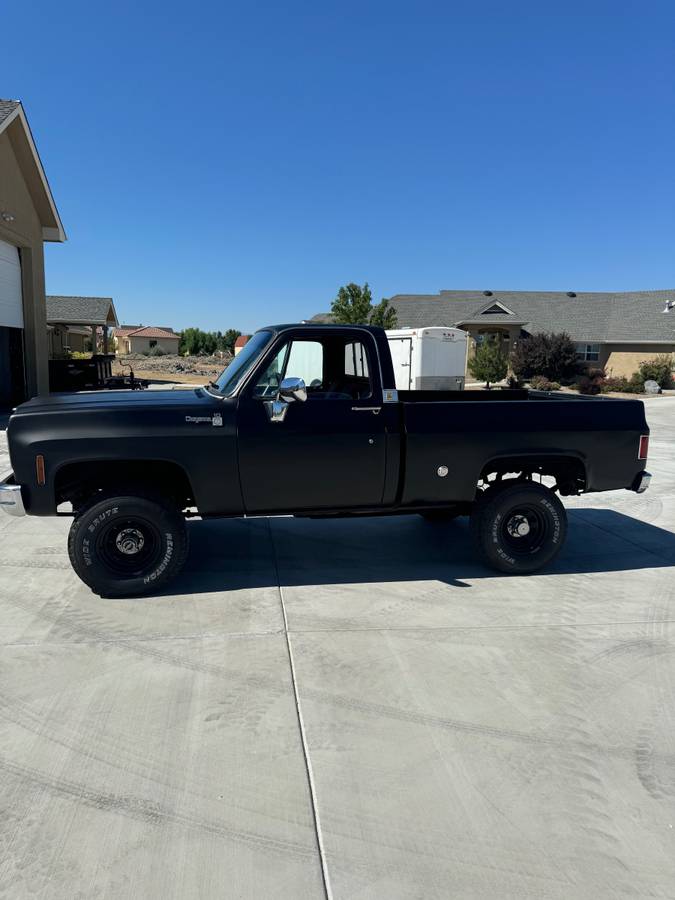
[267,518,333,900]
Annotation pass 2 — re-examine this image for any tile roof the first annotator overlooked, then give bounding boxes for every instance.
[124,326,180,339]
[382,290,675,343]
[234,335,251,347]
[0,100,19,129]
[46,295,118,327]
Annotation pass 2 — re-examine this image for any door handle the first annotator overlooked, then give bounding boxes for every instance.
[352,406,381,414]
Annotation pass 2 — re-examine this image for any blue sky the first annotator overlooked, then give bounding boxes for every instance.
[5,0,675,332]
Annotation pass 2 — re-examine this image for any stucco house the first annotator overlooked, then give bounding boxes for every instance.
[313,289,675,378]
[0,99,66,407]
[114,325,180,355]
[234,334,250,355]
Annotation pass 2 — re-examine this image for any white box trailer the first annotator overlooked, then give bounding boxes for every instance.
[386,327,468,391]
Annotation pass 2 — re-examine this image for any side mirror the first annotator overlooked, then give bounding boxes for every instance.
[279,376,307,403]
[264,376,307,423]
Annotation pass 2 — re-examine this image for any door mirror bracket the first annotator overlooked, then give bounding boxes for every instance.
[264,376,307,422]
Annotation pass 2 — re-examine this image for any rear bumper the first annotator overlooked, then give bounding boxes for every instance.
[632,471,652,494]
[0,473,26,517]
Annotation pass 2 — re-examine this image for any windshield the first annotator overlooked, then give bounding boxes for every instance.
[212,330,275,396]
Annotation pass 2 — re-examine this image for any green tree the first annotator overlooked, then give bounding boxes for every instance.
[369,297,398,329]
[179,327,242,356]
[222,328,241,354]
[510,331,579,382]
[331,282,398,328]
[468,336,508,389]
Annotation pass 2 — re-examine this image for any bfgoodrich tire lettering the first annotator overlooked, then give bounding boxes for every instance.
[470,482,567,574]
[68,492,189,597]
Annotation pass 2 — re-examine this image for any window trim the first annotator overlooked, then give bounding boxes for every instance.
[575,342,601,362]
[241,328,382,403]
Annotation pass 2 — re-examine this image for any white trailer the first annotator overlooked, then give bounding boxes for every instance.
[386,327,468,391]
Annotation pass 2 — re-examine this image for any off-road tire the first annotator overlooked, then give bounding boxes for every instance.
[470,482,567,574]
[68,492,189,597]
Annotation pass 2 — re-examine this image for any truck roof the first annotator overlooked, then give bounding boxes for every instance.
[259,323,386,336]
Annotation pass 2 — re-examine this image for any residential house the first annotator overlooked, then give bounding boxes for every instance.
[115,325,180,355]
[46,295,119,357]
[0,99,66,406]
[313,290,675,377]
[234,334,250,355]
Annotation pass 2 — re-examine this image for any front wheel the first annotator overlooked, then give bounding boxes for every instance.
[68,492,189,597]
[470,482,567,574]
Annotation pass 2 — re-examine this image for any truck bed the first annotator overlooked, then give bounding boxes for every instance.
[398,391,648,505]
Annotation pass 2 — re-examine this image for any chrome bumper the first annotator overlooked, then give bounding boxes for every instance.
[634,471,652,494]
[0,473,26,517]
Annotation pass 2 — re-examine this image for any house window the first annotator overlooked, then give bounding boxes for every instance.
[576,343,600,362]
[149,340,157,349]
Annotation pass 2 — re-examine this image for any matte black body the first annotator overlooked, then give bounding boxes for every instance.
[6,324,649,517]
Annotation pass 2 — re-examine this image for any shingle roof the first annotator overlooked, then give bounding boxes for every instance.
[383,290,675,343]
[0,100,19,129]
[46,295,118,327]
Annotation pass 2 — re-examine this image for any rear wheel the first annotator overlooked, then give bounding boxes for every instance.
[68,492,189,597]
[470,482,567,574]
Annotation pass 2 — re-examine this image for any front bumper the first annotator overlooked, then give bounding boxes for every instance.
[0,473,26,517]
[633,471,652,494]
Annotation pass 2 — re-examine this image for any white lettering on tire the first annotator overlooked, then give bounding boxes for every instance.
[143,533,174,584]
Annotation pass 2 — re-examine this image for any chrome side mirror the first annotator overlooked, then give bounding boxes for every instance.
[279,376,307,403]
[264,376,307,422]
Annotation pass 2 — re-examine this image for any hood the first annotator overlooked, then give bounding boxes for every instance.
[12,387,214,416]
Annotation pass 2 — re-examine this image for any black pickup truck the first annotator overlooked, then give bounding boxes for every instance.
[1,324,651,596]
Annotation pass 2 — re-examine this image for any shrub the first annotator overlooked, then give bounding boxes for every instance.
[510,332,579,382]
[574,367,606,395]
[638,354,674,389]
[147,346,166,357]
[627,372,646,393]
[467,336,509,389]
[529,375,561,391]
[600,375,630,393]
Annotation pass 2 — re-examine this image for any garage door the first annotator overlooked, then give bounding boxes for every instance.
[0,239,23,329]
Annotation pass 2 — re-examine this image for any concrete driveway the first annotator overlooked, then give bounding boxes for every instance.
[1,400,674,899]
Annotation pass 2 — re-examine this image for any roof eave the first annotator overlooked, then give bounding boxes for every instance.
[0,104,66,242]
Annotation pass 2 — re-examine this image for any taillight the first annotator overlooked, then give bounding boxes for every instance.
[638,435,649,460]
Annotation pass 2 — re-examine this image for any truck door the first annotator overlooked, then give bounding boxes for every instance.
[236,332,388,512]
[387,337,412,390]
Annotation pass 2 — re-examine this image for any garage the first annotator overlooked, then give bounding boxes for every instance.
[0,238,25,406]
[0,98,66,408]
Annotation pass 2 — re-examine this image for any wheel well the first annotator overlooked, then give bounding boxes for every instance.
[477,455,586,497]
[54,460,195,511]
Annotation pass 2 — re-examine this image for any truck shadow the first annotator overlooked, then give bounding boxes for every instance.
[161,507,675,595]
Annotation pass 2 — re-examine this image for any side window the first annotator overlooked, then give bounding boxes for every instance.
[344,342,369,378]
[252,340,324,397]
[285,341,324,387]
[253,344,288,397]
[342,341,372,399]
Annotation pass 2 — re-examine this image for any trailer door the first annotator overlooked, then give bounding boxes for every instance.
[387,337,412,390]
